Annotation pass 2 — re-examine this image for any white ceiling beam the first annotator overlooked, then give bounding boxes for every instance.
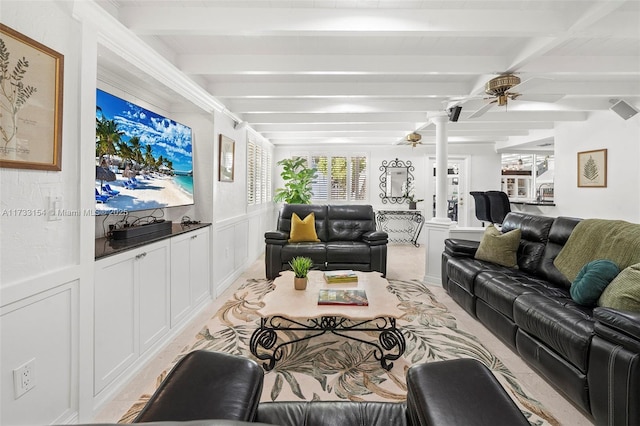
[241,112,428,123]
[252,121,554,132]
[121,7,566,37]
[506,0,628,72]
[263,129,530,139]
[210,82,469,97]
[226,98,446,113]
[179,55,508,75]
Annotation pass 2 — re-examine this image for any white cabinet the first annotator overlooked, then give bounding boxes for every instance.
[94,240,169,395]
[93,225,209,397]
[501,175,532,199]
[170,227,211,326]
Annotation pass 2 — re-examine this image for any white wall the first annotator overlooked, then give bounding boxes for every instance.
[555,111,640,222]
[0,2,275,424]
[1,2,83,425]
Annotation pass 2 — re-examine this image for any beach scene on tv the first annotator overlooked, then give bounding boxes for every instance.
[95,89,194,215]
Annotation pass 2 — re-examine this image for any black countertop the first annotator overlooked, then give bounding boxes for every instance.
[95,222,211,260]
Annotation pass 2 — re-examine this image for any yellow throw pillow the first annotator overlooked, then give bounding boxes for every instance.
[288,212,320,243]
[474,224,521,268]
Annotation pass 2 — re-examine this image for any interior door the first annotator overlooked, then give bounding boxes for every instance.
[428,156,469,226]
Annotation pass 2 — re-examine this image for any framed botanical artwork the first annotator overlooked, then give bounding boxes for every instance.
[577,149,607,188]
[219,134,235,182]
[0,24,64,171]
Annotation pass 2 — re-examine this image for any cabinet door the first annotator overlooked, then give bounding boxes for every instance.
[94,255,136,395]
[138,244,170,353]
[170,235,192,326]
[190,229,211,305]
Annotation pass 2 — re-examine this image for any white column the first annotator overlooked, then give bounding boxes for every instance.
[431,114,451,222]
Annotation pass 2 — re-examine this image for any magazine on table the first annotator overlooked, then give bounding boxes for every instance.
[318,289,368,306]
[323,270,358,283]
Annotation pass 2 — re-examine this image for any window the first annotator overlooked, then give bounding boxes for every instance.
[247,139,272,205]
[308,154,368,202]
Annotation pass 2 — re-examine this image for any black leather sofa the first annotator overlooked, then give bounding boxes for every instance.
[128,350,529,426]
[264,204,388,280]
[442,211,640,425]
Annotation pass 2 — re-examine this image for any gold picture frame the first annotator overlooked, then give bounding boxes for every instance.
[577,149,607,188]
[0,24,64,171]
[219,134,235,182]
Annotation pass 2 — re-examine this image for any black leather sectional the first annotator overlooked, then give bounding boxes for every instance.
[442,212,640,425]
[264,204,388,280]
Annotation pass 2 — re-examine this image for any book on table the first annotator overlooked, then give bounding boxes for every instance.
[318,289,368,306]
[323,270,358,283]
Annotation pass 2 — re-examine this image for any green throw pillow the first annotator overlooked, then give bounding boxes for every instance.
[474,225,521,268]
[570,260,620,306]
[598,263,640,312]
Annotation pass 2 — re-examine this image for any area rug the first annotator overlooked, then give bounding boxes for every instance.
[119,277,559,425]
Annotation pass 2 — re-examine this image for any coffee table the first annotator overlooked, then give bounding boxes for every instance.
[249,270,406,371]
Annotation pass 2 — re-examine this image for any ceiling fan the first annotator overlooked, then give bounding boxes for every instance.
[452,74,564,119]
[404,132,423,147]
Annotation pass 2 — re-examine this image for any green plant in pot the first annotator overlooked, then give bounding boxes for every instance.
[289,256,313,290]
[274,157,318,204]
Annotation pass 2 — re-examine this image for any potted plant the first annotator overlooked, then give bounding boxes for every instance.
[402,181,423,210]
[289,256,314,290]
[274,157,318,204]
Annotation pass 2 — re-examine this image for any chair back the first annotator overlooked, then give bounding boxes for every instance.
[485,191,511,225]
[470,191,492,224]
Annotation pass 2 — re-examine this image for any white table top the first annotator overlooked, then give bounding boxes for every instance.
[259,270,404,320]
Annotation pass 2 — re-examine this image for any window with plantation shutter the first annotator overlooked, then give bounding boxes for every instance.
[247,141,256,205]
[308,154,368,202]
[247,139,272,205]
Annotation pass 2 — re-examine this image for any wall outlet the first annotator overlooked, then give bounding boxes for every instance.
[13,358,36,399]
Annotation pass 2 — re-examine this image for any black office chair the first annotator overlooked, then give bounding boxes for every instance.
[470,191,492,226]
[485,191,511,225]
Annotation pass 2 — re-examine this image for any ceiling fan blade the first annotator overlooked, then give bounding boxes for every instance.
[516,93,565,103]
[507,77,552,94]
[468,102,496,119]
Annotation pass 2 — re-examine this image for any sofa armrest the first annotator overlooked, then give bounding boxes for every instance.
[444,239,479,258]
[594,307,640,351]
[362,230,388,246]
[265,230,288,245]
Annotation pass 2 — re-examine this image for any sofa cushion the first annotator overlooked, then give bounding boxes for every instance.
[598,262,640,312]
[502,212,555,274]
[538,216,581,289]
[514,294,594,371]
[326,241,370,263]
[570,259,620,306]
[281,243,326,265]
[474,225,521,268]
[327,205,376,241]
[288,212,321,243]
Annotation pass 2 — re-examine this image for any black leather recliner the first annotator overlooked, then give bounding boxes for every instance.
[128,350,529,426]
[265,204,388,280]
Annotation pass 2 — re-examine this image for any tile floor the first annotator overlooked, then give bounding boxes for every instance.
[93,245,593,425]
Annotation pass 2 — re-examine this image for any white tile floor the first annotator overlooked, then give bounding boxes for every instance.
[93,245,593,425]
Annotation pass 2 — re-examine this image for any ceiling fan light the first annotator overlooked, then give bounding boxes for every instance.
[406,132,422,143]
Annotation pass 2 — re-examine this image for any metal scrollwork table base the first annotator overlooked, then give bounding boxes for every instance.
[249,271,406,371]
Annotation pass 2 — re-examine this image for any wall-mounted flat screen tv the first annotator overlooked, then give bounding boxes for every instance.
[95,89,194,215]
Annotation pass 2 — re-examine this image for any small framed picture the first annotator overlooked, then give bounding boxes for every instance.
[219,134,235,182]
[577,149,607,188]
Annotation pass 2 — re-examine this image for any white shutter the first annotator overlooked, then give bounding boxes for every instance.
[247,141,256,205]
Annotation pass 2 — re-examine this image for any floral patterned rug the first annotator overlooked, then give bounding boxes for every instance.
[119,277,558,425]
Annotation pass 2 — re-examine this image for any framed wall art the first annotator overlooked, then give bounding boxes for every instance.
[219,134,235,182]
[0,24,64,171]
[577,149,607,188]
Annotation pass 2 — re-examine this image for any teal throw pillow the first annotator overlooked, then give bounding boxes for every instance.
[570,259,620,306]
